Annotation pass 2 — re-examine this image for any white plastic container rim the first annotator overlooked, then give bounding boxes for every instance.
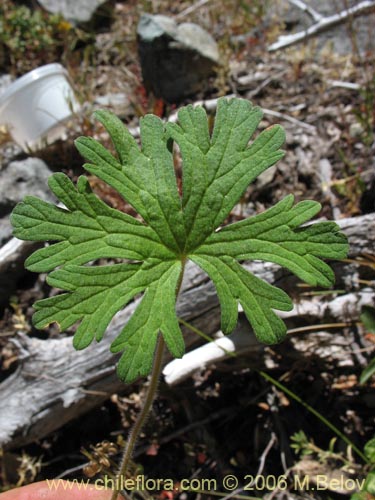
[0,63,79,151]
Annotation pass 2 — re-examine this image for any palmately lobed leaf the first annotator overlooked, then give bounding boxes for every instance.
[166,98,286,250]
[10,97,349,382]
[75,111,186,253]
[12,174,173,272]
[196,194,348,287]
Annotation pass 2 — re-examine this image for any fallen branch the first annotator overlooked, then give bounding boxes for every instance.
[0,238,40,304]
[262,107,316,132]
[327,79,361,91]
[164,288,374,386]
[0,238,38,272]
[268,0,375,52]
[175,0,210,20]
[0,262,222,449]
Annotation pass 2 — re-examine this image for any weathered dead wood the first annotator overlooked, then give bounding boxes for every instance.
[0,238,40,304]
[163,288,374,385]
[0,213,373,449]
[268,0,375,52]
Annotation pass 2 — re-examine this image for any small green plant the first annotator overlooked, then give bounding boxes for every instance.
[11,97,348,498]
[291,430,355,466]
[291,431,375,499]
[0,1,74,75]
[351,437,375,500]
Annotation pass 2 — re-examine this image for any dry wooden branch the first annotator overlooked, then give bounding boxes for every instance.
[175,0,210,20]
[327,80,361,91]
[0,238,40,304]
[164,211,375,385]
[262,108,316,132]
[0,263,222,449]
[0,238,37,274]
[0,213,373,449]
[268,0,375,52]
[163,288,374,386]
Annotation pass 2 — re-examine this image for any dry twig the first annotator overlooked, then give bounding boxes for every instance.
[268,0,375,52]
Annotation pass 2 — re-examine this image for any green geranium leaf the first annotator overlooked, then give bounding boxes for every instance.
[11,97,349,382]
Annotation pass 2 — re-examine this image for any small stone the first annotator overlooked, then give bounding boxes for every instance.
[137,13,219,103]
[176,22,219,62]
[0,158,55,218]
[0,142,24,169]
[295,146,315,177]
[37,0,113,24]
[349,122,365,138]
[256,165,277,188]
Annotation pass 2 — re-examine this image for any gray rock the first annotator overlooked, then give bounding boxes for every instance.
[0,158,54,216]
[173,22,219,62]
[37,0,113,24]
[256,165,277,189]
[0,142,24,169]
[137,14,219,103]
[0,157,55,222]
[349,122,365,138]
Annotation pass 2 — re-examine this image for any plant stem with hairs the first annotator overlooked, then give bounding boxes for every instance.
[110,264,186,500]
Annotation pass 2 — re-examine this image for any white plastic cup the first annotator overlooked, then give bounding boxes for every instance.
[0,63,80,151]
